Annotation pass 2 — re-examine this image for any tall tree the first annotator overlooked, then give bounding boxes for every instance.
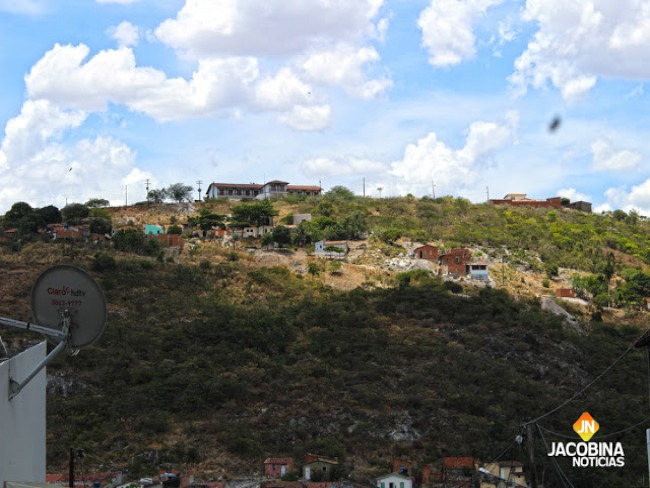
[230,200,278,229]
[167,183,194,203]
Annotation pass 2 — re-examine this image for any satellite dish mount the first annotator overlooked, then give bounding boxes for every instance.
[0,265,106,400]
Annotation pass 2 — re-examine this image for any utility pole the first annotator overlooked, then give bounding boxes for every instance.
[145,179,150,193]
[527,424,539,488]
[486,186,490,202]
[363,178,365,197]
[377,187,383,199]
[432,180,436,199]
[196,180,202,201]
[125,185,128,207]
[69,448,75,488]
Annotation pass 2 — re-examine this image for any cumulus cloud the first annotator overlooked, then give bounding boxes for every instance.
[154,0,385,58]
[108,21,140,48]
[601,180,650,215]
[591,138,641,171]
[511,0,650,100]
[300,44,392,99]
[557,187,591,203]
[0,99,141,211]
[390,112,517,196]
[418,0,503,67]
[277,105,331,131]
[24,43,336,124]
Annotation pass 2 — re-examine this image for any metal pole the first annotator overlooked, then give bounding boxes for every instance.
[0,316,67,340]
[8,316,70,400]
[647,429,650,488]
[527,424,538,488]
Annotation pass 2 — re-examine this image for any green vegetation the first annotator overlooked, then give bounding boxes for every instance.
[3,190,650,487]
[36,259,648,488]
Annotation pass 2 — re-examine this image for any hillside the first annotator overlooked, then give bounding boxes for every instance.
[2,195,650,488]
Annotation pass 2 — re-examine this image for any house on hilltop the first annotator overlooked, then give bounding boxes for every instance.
[376,473,412,488]
[488,193,561,209]
[205,180,321,200]
[315,240,348,257]
[413,245,438,261]
[438,248,472,276]
[264,458,295,478]
[478,461,526,487]
[303,454,339,481]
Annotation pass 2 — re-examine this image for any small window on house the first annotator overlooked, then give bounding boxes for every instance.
[400,483,404,488]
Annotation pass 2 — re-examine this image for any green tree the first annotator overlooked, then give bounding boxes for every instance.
[89,207,112,234]
[167,183,193,203]
[230,200,278,229]
[85,198,110,208]
[37,205,62,225]
[147,189,168,204]
[3,202,34,227]
[188,209,226,231]
[272,225,292,247]
[61,203,90,225]
[167,225,183,235]
[324,185,355,201]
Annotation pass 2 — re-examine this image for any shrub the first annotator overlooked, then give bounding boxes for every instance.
[92,253,117,272]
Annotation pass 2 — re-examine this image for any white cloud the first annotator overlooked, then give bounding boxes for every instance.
[557,187,591,202]
[390,112,516,196]
[511,0,650,100]
[254,68,311,110]
[300,44,392,99]
[302,155,387,178]
[0,0,48,14]
[0,99,141,211]
[278,105,331,131]
[591,138,641,170]
[418,0,503,67]
[601,180,650,215]
[109,21,140,48]
[154,0,384,58]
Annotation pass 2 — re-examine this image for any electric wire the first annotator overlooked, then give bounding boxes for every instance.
[536,424,575,488]
[522,342,636,426]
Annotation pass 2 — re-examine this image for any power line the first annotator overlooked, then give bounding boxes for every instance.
[537,424,575,488]
[521,341,637,427]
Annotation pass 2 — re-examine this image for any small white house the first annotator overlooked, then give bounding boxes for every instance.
[314,240,348,257]
[466,262,489,280]
[377,473,412,488]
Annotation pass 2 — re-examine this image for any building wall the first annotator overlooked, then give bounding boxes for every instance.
[0,342,47,486]
[414,246,438,260]
[489,197,561,209]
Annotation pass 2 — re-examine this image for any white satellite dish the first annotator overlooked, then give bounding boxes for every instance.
[31,264,107,349]
[0,264,107,399]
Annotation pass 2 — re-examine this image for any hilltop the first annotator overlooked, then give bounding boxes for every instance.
[2,193,650,488]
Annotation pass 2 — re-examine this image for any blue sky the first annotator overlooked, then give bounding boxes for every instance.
[1,0,650,214]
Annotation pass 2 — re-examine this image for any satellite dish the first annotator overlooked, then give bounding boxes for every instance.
[31,264,107,349]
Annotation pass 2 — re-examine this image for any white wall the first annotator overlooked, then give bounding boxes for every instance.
[1,342,47,486]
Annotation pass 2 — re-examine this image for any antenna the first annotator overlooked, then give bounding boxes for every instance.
[0,265,107,400]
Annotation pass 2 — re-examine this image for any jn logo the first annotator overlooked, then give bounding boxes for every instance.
[573,412,599,442]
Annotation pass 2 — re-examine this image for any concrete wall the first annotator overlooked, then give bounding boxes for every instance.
[1,342,47,486]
